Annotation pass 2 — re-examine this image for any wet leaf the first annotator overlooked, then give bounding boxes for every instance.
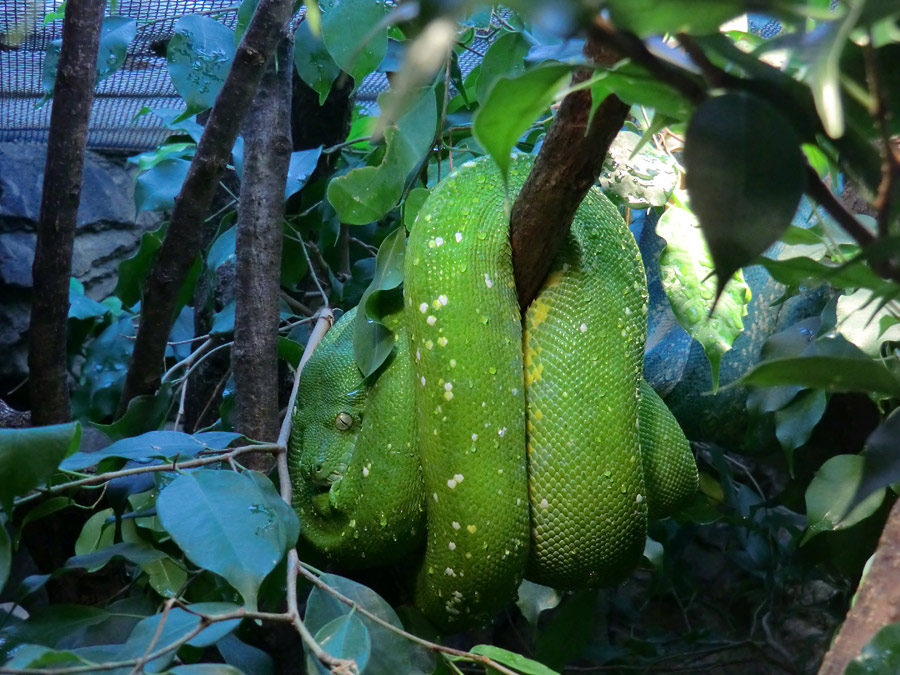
[846,621,900,674]
[321,0,387,89]
[803,454,885,542]
[685,92,804,293]
[307,614,370,675]
[167,15,236,122]
[294,19,341,104]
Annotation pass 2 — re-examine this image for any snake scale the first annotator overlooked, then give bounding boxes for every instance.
[289,155,698,630]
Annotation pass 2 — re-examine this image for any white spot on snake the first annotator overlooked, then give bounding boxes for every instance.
[444,391,454,401]
[435,236,444,246]
[471,433,478,441]
[433,492,439,502]
[447,478,457,489]
[452,521,461,530]
[416,349,421,361]
[625,307,631,315]
[621,330,627,337]
[419,302,428,313]
[497,468,503,475]
[580,323,587,332]
[511,387,518,395]
[438,337,448,347]
[450,359,457,367]
[444,382,453,391]
[636,494,643,503]
[444,567,456,576]
[420,376,426,386]
[484,273,493,288]
[540,498,549,509]
[427,315,437,326]
[448,542,456,550]
[562,263,570,272]
[455,232,463,243]
[362,466,369,477]
[426,340,434,350]
[454,473,464,483]
[498,427,507,437]
[438,294,448,305]
[481,401,487,407]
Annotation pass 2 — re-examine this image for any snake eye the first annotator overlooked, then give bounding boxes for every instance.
[334,412,354,431]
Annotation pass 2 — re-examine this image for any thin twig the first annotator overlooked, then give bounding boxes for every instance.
[322,136,373,154]
[161,338,214,384]
[129,599,176,675]
[298,234,330,308]
[192,366,232,433]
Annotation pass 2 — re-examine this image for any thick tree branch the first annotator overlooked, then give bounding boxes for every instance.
[233,34,293,455]
[117,0,294,416]
[818,498,900,674]
[510,35,629,310]
[28,0,105,425]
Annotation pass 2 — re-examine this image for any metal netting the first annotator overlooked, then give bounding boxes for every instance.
[0,1,495,154]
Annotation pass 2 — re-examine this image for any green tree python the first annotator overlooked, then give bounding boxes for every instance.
[289,154,698,630]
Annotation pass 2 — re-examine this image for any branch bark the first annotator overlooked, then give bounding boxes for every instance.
[29,0,106,425]
[116,0,294,417]
[232,34,293,453]
[819,498,900,674]
[509,35,629,310]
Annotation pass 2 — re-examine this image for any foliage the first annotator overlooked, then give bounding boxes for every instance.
[6,0,900,673]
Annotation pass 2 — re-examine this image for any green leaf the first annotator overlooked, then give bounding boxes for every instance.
[93,382,175,440]
[117,225,164,306]
[534,591,596,670]
[848,408,900,517]
[68,278,109,320]
[606,0,744,37]
[61,430,241,471]
[656,203,751,391]
[167,15,236,122]
[595,61,693,120]
[217,634,275,675]
[470,645,561,675]
[473,64,572,184]
[128,142,196,173]
[2,645,91,669]
[353,226,406,376]
[285,147,323,199]
[328,87,437,224]
[156,470,299,610]
[305,573,434,674]
[515,580,561,627]
[234,0,259,44]
[307,614,371,675]
[837,288,900,357]
[294,19,341,104]
[66,541,168,571]
[774,389,827,473]
[599,130,679,208]
[208,226,237,271]
[0,520,10,593]
[0,422,80,513]
[475,31,531,103]
[685,92,805,293]
[759,255,893,297]
[803,454,885,542]
[143,556,188,598]
[403,187,430,231]
[321,0,387,89]
[135,158,191,212]
[738,355,900,398]
[846,621,900,674]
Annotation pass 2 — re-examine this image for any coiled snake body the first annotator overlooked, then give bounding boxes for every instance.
[289,155,697,630]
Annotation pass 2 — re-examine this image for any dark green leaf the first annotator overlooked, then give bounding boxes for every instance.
[0,422,80,512]
[606,0,744,37]
[534,591,596,670]
[473,64,572,184]
[354,226,406,376]
[403,187,430,231]
[328,87,437,224]
[294,20,341,104]
[94,16,136,82]
[685,92,805,293]
[775,389,827,473]
[93,382,175,441]
[285,148,323,199]
[848,408,900,516]
[470,644,561,675]
[65,541,167,570]
[135,158,191,212]
[117,225,165,306]
[307,614,370,675]
[305,573,434,674]
[167,15,236,122]
[738,355,900,398]
[475,31,531,103]
[803,454,885,541]
[211,300,236,336]
[68,278,109,320]
[217,633,275,675]
[208,226,236,271]
[61,430,240,471]
[321,0,387,89]
[143,557,188,598]
[234,0,259,44]
[2,645,91,669]
[846,621,900,675]
[156,470,299,610]
[656,203,751,391]
[0,521,10,592]
[759,255,893,295]
[278,337,305,368]
[595,61,693,120]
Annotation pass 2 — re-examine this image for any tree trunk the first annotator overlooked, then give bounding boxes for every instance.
[116,0,295,417]
[29,0,106,425]
[509,36,628,311]
[232,34,293,453]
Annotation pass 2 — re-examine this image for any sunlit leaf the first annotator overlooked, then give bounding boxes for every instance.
[685,92,804,293]
[600,130,679,208]
[836,288,900,357]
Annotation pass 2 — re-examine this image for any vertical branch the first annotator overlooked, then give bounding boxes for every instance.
[233,34,294,455]
[29,0,106,425]
[509,35,629,310]
[117,0,294,417]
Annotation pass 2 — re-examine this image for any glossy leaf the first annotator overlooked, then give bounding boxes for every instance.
[321,0,387,88]
[473,64,572,184]
[294,20,341,104]
[846,621,900,674]
[606,0,744,37]
[328,87,436,224]
[143,556,188,598]
[804,454,885,541]
[470,644,561,675]
[167,15,236,122]
[156,470,299,610]
[774,389,827,473]
[656,203,750,391]
[135,158,191,212]
[354,226,405,376]
[403,187,430,230]
[307,614,371,675]
[66,541,168,571]
[117,225,165,306]
[93,382,174,441]
[475,31,531,103]
[515,580,561,627]
[305,573,434,674]
[759,255,894,297]
[0,422,80,513]
[685,92,804,293]
[738,355,900,398]
[61,430,241,471]
[285,147,323,199]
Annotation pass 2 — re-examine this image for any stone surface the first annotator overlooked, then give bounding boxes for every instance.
[0,142,162,390]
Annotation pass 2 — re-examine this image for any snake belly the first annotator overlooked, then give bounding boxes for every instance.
[289,154,697,630]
